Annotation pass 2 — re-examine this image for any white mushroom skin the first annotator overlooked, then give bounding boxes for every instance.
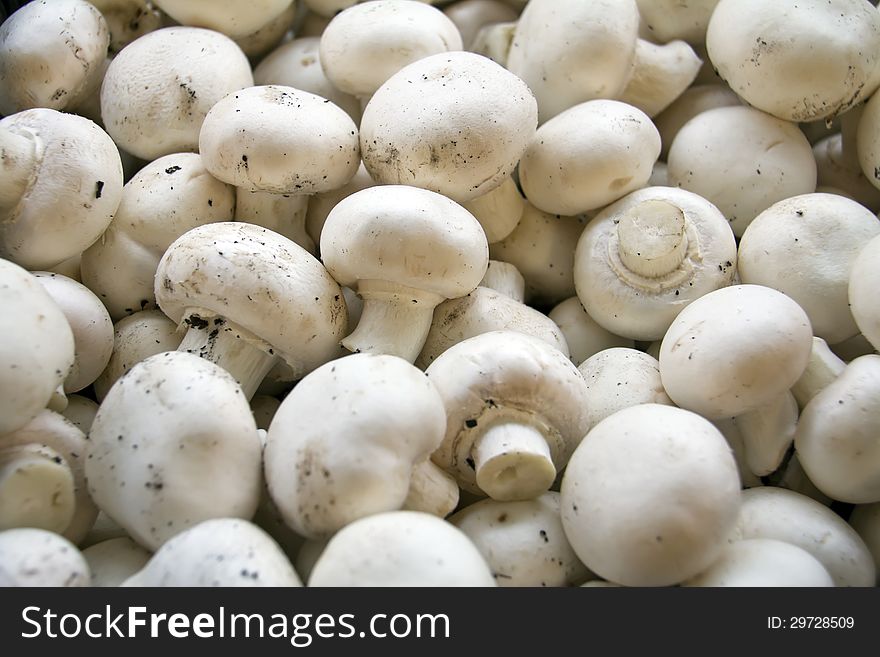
[443,0,519,50]
[0,443,74,534]
[449,492,590,587]
[479,260,525,303]
[308,511,496,586]
[461,177,525,245]
[82,537,152,587]
[0,528,90,587]
[654,83,742,161]
[849,233,880,351]
[617,38,702,119]
[635,0,719,45]
[152,0,294,38]
[86,351,264,551]
[123,518,302,586]
[90,0,163,55]
[548,297,634,366]
[264,353,448,539]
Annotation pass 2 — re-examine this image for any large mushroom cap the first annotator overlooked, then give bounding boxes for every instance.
[152,0,294,39]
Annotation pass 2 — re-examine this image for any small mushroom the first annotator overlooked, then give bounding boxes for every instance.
[82,537,152,587]
[573,186,737,341]
[849,233,880,351]
[560,404,741,587]
[653,83,741,161]
[60,395,100,435]
[479,260,525,303]
[0,528,90,587]
[617,38,703,118]
[426,331,591,501]
[122,518,303,586]
[308,511,496,586]
[151,0,295,39]
[320,185,488,362]
[548,297,634,366]
[470,20,516,66]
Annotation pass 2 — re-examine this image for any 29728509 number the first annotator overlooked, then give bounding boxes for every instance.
[767,617,854,629]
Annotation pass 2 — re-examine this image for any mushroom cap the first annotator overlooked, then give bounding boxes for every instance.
[0,0,109,115]
[857,89,880,193]
[449,491,590,587]
[156,222,347,381]
[443,0,519,50]
[308,511,496,586]
[573,186,737,342]
[320,185,488,300]
[86,351,264,551]
[683,538,834,587]
[360,51,537,203]
[0,260,74,435]
[152,0,294,38]
[320,1,463,98]
[82,537,152,588]
[264,353,447,539]
[733,486,875,586]
[548,297,634,366]
[635,0,719,45]
[199,85,360,195]
[706,0,880,122]
[849,233,880,351]
[101,27,254,161]
[668,106,818,236]
[560,403,742,587]
[123,518,302,586]
[659,284,813,419]
[795,355,880,504]
[426,331,591,493]
[0,528,90,587]
[61,394,100,434]
[738,193,880,344]
[0,109,123,270]
[89,0,163,55]
[520,99,661,216]
[654,83,742,161]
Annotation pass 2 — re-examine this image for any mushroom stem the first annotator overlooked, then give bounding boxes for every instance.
[234,188,315,255]
[343,280,443,363]
[791,337,846,409]
[472,422,556,501]
[734,392,798,477]
[177,312,279,400]
[403,459,460,518]
[616,199,690,278]
[0,127,37,212]
[0,444,75,533]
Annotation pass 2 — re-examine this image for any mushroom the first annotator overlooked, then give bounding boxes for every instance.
[0,0,109,115]
[449,492,590,587]
[303,0,358,18]
[359,51,537,203]
[635,0,720,45]
[199,85,360,196]
[849,503,880,583]
[705,0,880,123]
[402,460,460,518]
[461,177,525,245]
[849,233,880,351]
[668,106,818,237]
[151,0,295,39]
[738,193,880,344]
[479,260,525,303]
[235,189,314,255]
[683,538,834,587]
[617,38,703,119]
[653,83,741,161]
[319,185,488,362]
[791,337,848,409]
[710,418,763,489]
[443,0,519,50]
[80,152,236,322]
[101,27,254,161]
[93,309,183,401]
[519,100,661,216]
[155,221,347,399]
[233,2,298,62]
[470,20,516,66]
[82,537,152,587]
[726,392,799,478]
[0,528,90,587]
[122,518,303,586]
[1,108,124,270]
[0,259,74,435]
[548,297,635,366]
[86,351,264,550]
[560,403,741,587]
[305,162,376,252]
[659,284,813,419]
[32,272,114,394]
[732,486,875,586]
[89,0,163,55]
[577,348,673,427]
[319,1,463,101]
[264,353,449,539]
[415,286,569,369]
[573,186,737,341]
[814,104,880,210]
[768,453,833,507]
[308,511,496,586]
[506,0,640,123]
[426,331,591,501]
[61,395,100,434]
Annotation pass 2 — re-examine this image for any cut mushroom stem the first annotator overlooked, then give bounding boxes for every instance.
[343,281,443,362]
[617,199,689,278]
[791,337,846,409]
[472,422,557,502]
[403,460,460,518]
[0,443,75,533]
[177,311,279,400]
[0,127,37,211]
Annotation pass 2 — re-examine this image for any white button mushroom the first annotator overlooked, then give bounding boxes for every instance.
[90,0,163,55]
[122,518,302,586]
[308,511,496,586]
[0,443,74,534]
[443,0,518,50]
[791,337,848,409]
[0,0,109,115]
[359,51,537,203]
[233,2,299,62]
[849,233,880,351]
[479,260,525,303]
[659,284,813,419]
[617,38,703,119]
[653,83,741,161]
[265,353,449,539]
[738,193,880,344]
[151,0,295,39]
[560,404,741,587]
[320,185,488,362]
[60,395,100,435]
[635,0,720,45]
[1,109,124,270]
[0,528,90,587]
[86,351,264,550]
[727,391,799,478]
[449,492,590,587]
[573,186,737,342]
[548,298,635,366]
[155,222,347,398]
[101,27,254,161]
[426,331,591,501]
[82,537,152,587]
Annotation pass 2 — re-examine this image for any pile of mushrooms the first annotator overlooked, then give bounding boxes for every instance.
[1,0,880,590]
